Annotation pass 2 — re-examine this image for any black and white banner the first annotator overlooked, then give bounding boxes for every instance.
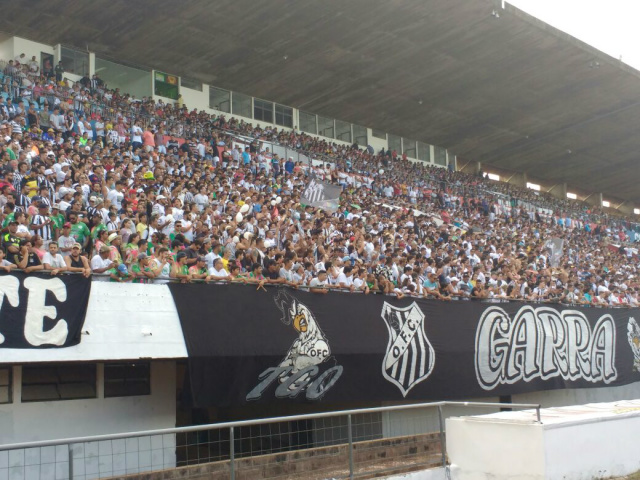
[0,272,91,348]
[169,284,640,408]
[301,179,341,212]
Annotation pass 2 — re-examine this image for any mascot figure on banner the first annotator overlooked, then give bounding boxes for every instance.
[274,289,331,387]
[244,289,343,402]
[628,317,640,373]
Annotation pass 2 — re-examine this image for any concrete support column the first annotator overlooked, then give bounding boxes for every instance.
[507,172,527,188]
[583,192,603,208]
[547,183,567,201]
[460,160,481,175]
[616,202,635,216]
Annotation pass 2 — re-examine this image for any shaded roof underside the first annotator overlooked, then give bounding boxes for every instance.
[2,0,639,201]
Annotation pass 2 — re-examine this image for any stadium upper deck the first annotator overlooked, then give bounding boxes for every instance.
[1,0,639,202]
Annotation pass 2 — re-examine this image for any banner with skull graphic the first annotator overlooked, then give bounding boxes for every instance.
[168,283,640,408]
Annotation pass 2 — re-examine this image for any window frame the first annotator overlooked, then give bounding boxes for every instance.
[317,116,335,139]
[253,98,274,123]
[21,364,97,403]
[417,142,430,162]
[0,366,12,404]
[388,134,402,153]
[299,111,317,135]
[180,76,203,92]
[402,138,417,158]
[104,362,151,398]
[275,104,293,128]
[372,129,386,140]
[60,47,89,76]
[352,124,368,147]
[434,146,447,166]
[232,92,253,119]
[209,86,231,113]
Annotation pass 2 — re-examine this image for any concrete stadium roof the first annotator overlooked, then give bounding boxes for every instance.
[2,0,639,202]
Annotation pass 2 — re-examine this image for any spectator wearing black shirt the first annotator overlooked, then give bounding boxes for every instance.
[12,241,43,272]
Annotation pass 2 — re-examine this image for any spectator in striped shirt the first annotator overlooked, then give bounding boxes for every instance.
[30,202,54,245]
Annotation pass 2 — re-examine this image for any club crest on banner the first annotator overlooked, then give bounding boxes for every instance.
[380,302,435,397]
[628,317,640,373]
[246,289,343,402]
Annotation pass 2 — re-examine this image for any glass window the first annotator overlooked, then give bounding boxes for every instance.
[60,47,89,76]
[372,129,386,140]
[95,58,151,99]
[434,146,447,166]
[180,76,202,91]
[0,367,11,404]
[335,120,352,143]
[352,125,367,147]
[317,116,334,138]
[254,99,274,123]
[417,142,430,162]
[402,138,417,158]
[275,104,293,128]
[154,71,179,100]
[299,111,317,135]
[388,134,402,153]
[232,92,252,118]
[104,363,150,398]
[22,364,96,402]
[209,87,231,113]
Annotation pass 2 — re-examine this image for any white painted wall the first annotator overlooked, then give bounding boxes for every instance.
[384,468,445,480]
[0,361,176,444]
[447,419,545,480]
[0,37,15,61]
[0,362,177,479]
[544,414,640,479]
[12,37,55,60]
[447,399,640,480]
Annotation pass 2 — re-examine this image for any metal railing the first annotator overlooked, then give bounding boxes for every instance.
[0,400,541,480]
[4,268,637,309]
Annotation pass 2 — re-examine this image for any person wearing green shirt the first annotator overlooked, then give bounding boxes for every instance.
[68,213,91,249]
[2,210,15,230]
[49,205,65,235]
[92,222,108,240]
[171,251,191,283]
[131,253,154,284]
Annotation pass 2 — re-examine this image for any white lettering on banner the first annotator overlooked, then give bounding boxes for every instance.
[0,276,20,344]
[475,306,617,390]
[23,277,69,346]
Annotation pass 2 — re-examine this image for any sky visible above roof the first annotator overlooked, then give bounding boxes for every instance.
[508,0,640,69]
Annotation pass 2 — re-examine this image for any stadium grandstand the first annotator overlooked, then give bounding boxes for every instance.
[0,1,638,479]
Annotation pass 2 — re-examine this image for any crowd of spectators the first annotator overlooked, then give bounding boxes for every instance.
[0,54,638,307]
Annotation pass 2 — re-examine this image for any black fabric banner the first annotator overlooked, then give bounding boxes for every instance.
[168,284,640,408]
[0,272,91,348]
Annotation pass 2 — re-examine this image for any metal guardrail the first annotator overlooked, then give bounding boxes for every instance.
[0,400,541,480]
[5,268,637,309]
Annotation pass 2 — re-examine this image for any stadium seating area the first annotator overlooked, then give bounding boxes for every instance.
[0,54,638,306]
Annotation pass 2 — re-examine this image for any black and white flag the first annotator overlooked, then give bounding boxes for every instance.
[301,179,341,212]
[545,237,564,267]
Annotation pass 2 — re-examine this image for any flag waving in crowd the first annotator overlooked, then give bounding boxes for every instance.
[301,179,341,212]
